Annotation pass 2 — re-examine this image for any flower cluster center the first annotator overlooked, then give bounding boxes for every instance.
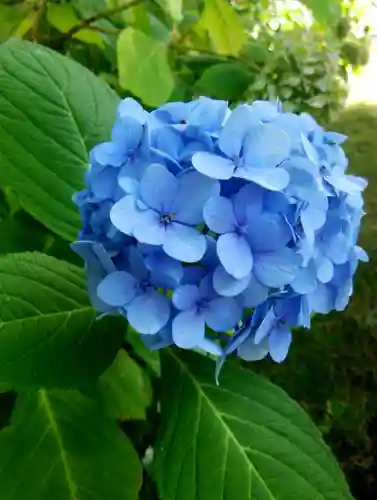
[160,212,175,227]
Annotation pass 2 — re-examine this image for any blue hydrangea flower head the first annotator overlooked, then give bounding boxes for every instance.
[72,96,368,373]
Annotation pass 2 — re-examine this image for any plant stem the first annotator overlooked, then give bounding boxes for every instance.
[31,0,48,42]
[51,0,146,49]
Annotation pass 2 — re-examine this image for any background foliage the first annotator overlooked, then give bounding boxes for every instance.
[0,0,375,499]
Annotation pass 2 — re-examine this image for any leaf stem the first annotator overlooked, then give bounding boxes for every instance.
[31,0,48,42]
[51,0,146,49]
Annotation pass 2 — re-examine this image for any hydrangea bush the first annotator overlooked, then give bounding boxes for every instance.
[0,37,367,500]
[74,96,368,372]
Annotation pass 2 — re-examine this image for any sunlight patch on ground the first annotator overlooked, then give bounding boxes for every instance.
[347,43,377,105]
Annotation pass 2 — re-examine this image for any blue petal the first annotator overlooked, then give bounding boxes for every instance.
[291,263,317,294]
[234,183,263,223]
[173,285,200,310]
[118,157,148,195]
[133,209,165,245]
[324,131,347,145]
[238,336,269,361]
[254,247,301,287]
[309,283,333,313]
[111,119,143,155]
[201,235,219,270]
[198,274,216,299]
[254,307,276,344]
[247,213,291,252]
[301,201,327,236]
[173,171,220,225]
[97,271,137,307]
[91,166,117,200]
[217,233,253,279]
[164,223,206,263]
[172,309,205,348]
[110,195,141,236]
[237,274,268,308]
[117,98,147,124]
[140,163,177,211]
[335,281,352,311]
[128,246,148,281]
[192,152,235,180]
[236,167,289,191]
[72,241,115,274]
[316,256,334,283]
[189,97,228,132]
[326,233,350,265]
[197,338,223,356]
[147,252,183,288]
[203,196,236,234]
[355,246,369,263]
[301,133,320,165]
[127,290,170,335]
[91,142,124,167]
[213,265,250,297]
[152,126,184,160]
[269,324,292,362]
[249,100,279,122]
[219,105,253,158]
[205,297,242,332]
[224,324,253,356]
[243,124,291,167]
[182,266,206,285]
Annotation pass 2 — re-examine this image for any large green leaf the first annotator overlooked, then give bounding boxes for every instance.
[0,38,119,241]
[92,350,152,420]
[196,62,251,100]
[0,389,142,500]
[155,350,354,500]
[201,0,246,57]
[0,252,123,388]
[117,27,174,107]
[0,212,48,254]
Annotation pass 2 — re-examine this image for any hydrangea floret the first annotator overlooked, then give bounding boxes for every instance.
[72,96,368,368]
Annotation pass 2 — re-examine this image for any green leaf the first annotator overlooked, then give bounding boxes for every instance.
[0,212,48,255]
[0,39,119,241]
[0,4,31,42]
[155,0,183,22]
[0,391,15,431]
[201,0,246,56]
[0,252,124,389]
[0,389,142,500]
[155,350,354,500]
[307,95,328,109]
[117,27,174,107]
[196,62,251,100]
[46,3,104,48]
[74,0,119,65]
[301,0,341,26]
[93,350,152,420]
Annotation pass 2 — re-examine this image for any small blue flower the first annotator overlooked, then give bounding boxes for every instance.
[92,98,148,168]
[172,275,242,349]
[192,105,291,190]
[97,246,173,335]
[204,184,301,285]
[110,163,219,262]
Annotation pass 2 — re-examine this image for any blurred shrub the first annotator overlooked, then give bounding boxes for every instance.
[0,0,371,121]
